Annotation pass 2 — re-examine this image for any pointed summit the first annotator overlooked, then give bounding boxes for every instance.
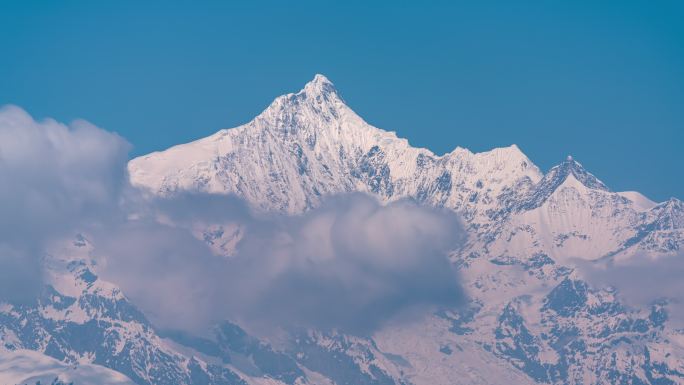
[300,74,339,99]
[549,156,609,192]
[310,73,334,87]
[251,73,347,131]
[517,156,610,210]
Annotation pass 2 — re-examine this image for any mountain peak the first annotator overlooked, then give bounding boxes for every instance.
[550,156,609,192]
[300,74,338,98]
[311,73,333,86]
[249,74,347,131]
[517,156,610,211]
[658,197,683,211]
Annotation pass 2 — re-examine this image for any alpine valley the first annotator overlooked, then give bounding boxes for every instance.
[2,75,683,385]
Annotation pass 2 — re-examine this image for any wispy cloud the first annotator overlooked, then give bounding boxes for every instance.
[577,253,684,327]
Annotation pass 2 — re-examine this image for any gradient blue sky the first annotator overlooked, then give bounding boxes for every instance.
[1,1,682,200]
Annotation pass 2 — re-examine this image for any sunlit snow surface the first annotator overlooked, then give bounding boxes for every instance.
[0,349,135,385]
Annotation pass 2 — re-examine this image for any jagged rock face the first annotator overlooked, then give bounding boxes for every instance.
[491,279,684,385]
[3,75,684,385]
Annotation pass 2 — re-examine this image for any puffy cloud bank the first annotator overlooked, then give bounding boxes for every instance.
[96,193,467,334]
[0,105,466,334]
[0,106,129,301]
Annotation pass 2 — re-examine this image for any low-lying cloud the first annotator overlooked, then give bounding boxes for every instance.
[96,193,467,334]
[0,105,129,301]
[577,253,684,328]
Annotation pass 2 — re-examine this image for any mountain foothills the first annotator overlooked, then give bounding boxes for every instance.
[2,75,683,385]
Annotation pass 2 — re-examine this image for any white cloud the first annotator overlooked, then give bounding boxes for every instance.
[577,253,684,327]
[0,105,130,301]
[95,193,467,334]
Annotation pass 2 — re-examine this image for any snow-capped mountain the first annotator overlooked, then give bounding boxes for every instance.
[127,75,684,384]
[128,74,541,223]
[129,74,682,263]
[3,75,683,384]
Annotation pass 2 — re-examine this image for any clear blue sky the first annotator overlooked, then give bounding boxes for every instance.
[1,1,682,201]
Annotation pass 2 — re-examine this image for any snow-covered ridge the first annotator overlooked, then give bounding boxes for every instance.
[129,74,541,228]
[129,74,682,261]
